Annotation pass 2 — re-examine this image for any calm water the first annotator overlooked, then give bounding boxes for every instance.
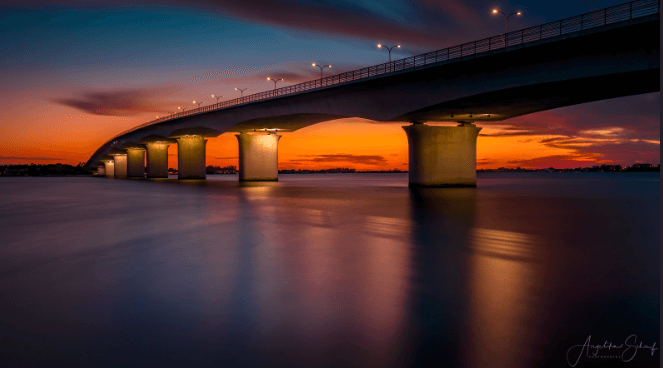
[0,173,659,367]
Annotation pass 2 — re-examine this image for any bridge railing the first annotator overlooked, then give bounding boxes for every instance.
[103,0,658,146]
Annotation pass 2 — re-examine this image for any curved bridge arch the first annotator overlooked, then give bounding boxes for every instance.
[87,1,659,186]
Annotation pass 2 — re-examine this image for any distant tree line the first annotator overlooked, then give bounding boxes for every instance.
[206,165,237,174]
[478,163,660,172]
[0,163,92,176]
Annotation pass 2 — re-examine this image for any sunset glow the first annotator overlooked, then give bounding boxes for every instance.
[0,1,658,169]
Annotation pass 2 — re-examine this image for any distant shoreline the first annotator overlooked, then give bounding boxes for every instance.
[1,163,659,177]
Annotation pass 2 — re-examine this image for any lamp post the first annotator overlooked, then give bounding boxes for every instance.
[178,106,188,113]
[235,87,247,97]
[377,44,400,62]
[267,77,283,90]
[193,100,203,108]
[211,94,223,104]
[492,9,521,46]
[312,63,331,80]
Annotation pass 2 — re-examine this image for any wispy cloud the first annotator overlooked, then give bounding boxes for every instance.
[507,154,608,167]
[192,62,361,88]
[288,153,388,165]
[51,88,179,116]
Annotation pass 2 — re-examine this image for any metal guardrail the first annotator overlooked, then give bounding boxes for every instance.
[103,0,659,146]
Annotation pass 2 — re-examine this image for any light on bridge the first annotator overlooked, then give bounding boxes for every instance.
[377,44,401,62]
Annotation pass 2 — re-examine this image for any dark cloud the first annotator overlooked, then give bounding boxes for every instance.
[507,154,608,167]
[475,93,660,167]
[189,0,479,48]
[539,137,569,144]
[195,62,361,87]
[52,88,178,116]
[477,158,500,166]
[288,153,387,165]
[3,0,485,48]
[479,93,659,139]
[481,93,660,140]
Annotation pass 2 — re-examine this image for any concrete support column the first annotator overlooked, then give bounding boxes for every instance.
[145,143,171,178]
[236,133,281,181]
[103,160,115,177]
[113,155,128,178]
[97,165,106,176]
[402,122,481,187]
[126,147,146,178]
[177,135,207,179]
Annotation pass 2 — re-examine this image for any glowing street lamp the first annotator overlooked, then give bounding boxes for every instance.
[235,87,247,96]
[211,94,223,104]
[492,9,522,44]
[193,100,203,108]
[267,77,283,90]
[312,63,331,80]
[178,106,188,113]
[377,44,401,62]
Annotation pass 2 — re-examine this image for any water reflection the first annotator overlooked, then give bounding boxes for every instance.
[406,188,477,366]
[463,228,542,368]
[0,175,658,367]
[406,188,550,368]
[468,228,539,262]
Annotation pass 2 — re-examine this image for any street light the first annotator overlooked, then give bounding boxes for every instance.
[377,44,401,62]
[211,94,223,104]
[178,106,188,113]
[312,63,331,80]
[193,100,203,108]
[492,9,522,45]
[235,87,247,96]
[267,77,283,90]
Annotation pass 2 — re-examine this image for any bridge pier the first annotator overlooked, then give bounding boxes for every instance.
[402,122,481,187]
[123,143,147,178]
[108,148,128,178]
[140,136,177,178]
[145,143,170,178]
[102,158,115,177]
[167,128,221,180]
[176,135,207,179]
[236,132,281,181]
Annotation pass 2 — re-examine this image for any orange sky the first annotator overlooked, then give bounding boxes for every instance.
[1,104,659,170]
[1,106,660,171]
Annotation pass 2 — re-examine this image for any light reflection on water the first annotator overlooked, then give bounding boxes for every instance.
[0,173,658,367]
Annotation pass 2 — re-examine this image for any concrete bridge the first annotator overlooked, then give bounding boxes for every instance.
[87,0,660,187]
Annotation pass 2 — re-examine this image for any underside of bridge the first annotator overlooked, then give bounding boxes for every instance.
[392,69,659,122]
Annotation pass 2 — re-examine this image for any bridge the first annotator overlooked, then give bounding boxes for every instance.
[87,0,660,187]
